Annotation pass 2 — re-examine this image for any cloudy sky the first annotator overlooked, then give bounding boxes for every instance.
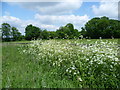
[0,0,119,35]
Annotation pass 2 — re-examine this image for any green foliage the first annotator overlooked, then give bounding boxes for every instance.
[1,23,23,41]
[25,24,42,40]
[40,30,49,39]
[2,23,11,41]
[2,39,120,88]
[24,23,80,40]
[56,23,80,39]
[2,39,118,88]
[81,16,120,39]
[11,27,22,41]
[2,16,120,41]
[48,31,57,39]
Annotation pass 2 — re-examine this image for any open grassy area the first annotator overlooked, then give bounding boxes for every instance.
[0,42,2,89]
[2,39,120,88]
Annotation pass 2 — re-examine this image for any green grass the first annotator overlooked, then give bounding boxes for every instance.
[2,39,120,88]
[2,45,43,88]
[0,42,2,89]
[2,40,31,44]
[2,41,77,88]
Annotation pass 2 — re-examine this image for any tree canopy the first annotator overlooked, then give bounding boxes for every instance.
[1,23,23,41]
[81,16,120,39]
[56,23,80,39]
[25,24,42,40]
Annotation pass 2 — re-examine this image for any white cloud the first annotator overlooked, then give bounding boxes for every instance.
[0,15,61,34]
[8,0,83,15]
[1,14,89,35]
[0,16,24,33]
[1,0,90,34]
[34,14,89,29]
[3,0,83,2]
[92,0,119,19]
[40,24,59,30]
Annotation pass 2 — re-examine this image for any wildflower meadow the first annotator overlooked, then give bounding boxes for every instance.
[2,39,120,88]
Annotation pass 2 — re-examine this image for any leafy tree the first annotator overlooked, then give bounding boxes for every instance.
[25,24,41,40]
[11,27,22,41]
[84,17,100,38]
[2,23,11,41]
[109,19,120,38]
[48,31,57,39]
[65,23,75,39]
[41,30,49,39]
[56,26,69,39]
[56,23,80,39]
[81,16,120,39]
[74,29,80,39]
[1,23,23,41]
[81,27,87,38]
[0,28,2,41]
[65,23,74,31]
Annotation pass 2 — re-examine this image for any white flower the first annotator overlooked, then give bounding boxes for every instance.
[71,67,76,70]
[74,72,77,75]
[69,70,72,73]
[115,58,119,61]
[78,77,82,82]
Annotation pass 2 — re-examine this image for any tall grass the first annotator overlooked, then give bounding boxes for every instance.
[2,39,120,88]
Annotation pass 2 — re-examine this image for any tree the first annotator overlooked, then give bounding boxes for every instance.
[81,27,87,38]
[56,23,80,39]
[81,16,120,39]
[109,19,120,38]
[84,17,100,38]
[74,29,80,39]
[25,24,41,40]
[11,27,22,41]
[65,23,74,31]
[41,30,49,39]
[0,28,2,41]
[48,31,57,39]
[2,23,11,41]
[1,23,23,41]
[56,26,69,39]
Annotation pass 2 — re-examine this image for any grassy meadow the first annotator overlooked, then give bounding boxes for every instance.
[2,39,120,88]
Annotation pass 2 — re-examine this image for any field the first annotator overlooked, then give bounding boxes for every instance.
[2,39,120,88]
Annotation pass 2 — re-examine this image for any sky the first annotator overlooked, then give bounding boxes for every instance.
[0,0,119,35]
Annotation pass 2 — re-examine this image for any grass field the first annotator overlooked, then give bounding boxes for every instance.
[2,39,120,88]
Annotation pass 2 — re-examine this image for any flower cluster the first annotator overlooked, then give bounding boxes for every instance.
[20,39,120,88]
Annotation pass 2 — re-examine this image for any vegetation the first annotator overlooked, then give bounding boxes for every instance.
[1,23,23,41]
[2,39,120,88]
[81,16,120,39]
[56,23,80,39]
[25,24,42,40]
[1,16,120,88]
[1,16,120,42]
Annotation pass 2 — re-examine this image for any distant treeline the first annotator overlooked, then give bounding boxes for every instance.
[1,16,120,41]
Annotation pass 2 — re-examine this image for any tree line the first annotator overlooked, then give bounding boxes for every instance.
[1,16,120,41]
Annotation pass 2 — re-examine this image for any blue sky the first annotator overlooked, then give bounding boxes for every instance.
[2,2,36,20]
[2,2,99,19]
[1,1,118,35]
[73,2,99,17]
